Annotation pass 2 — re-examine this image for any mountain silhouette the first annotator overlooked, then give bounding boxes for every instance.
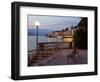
[28,28,52,36]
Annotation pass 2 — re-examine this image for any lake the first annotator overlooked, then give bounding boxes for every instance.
[28,36,48,51]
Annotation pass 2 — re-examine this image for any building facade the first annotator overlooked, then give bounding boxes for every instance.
[47,30,74,48]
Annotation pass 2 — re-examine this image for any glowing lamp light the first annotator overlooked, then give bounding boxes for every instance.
[34,21,40,27]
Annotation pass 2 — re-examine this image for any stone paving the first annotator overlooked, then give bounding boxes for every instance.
[31,49,87,66]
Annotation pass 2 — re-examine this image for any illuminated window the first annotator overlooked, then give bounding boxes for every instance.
[64,35,73,42]
[64,37,73,42]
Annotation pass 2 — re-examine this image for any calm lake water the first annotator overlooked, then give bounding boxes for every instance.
[28,36,48,51]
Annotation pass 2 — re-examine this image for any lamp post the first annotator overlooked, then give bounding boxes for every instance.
[35,21,40,54]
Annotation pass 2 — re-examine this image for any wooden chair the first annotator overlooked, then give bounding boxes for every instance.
[67,48,79,64]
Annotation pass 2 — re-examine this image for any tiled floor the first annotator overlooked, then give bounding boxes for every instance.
[31,49,87,66]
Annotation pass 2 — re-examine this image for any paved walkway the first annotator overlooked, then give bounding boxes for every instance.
[32,49,87,66]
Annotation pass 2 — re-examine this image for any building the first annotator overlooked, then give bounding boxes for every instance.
[47,29,74,48]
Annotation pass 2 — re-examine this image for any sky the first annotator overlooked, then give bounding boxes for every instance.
[27,15,81,31]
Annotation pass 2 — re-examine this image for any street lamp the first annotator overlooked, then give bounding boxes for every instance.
[35,21,40,54]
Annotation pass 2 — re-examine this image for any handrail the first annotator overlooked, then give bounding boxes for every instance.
[28,50,34,52]
[28,42,72,52]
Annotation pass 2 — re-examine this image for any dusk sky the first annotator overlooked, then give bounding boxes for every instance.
[27,15,81,31]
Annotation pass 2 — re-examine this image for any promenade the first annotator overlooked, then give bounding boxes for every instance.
[29,49,87,66]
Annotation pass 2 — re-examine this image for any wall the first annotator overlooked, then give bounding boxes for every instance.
[0,0,99,82]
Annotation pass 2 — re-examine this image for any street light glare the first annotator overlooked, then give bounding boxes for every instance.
[35,21,40,27]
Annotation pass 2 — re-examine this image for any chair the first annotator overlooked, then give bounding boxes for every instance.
[67,48,79,64]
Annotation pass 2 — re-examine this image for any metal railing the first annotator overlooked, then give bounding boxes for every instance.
[28,42,72,66]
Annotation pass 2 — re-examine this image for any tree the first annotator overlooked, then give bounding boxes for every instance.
[65,27,69,31]
[73,18,87,49]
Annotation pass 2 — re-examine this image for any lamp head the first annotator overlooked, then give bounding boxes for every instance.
[35,21,40,27]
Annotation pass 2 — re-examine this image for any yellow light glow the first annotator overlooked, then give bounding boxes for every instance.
[64,38,73,42]
[64,35,72,38]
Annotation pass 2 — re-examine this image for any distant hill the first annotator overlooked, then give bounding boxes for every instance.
[28,28,52,36]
